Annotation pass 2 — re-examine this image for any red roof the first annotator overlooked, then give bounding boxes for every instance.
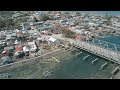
[2,50,9,57]
[17,31,24,36]
[16,47,23,52]
[75,35,84,40]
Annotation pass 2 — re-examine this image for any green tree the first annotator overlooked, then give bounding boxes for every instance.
[76,12,81,16]
[41,15,50,21]
[33,17,39,22]
[62,29,76,38]
[0,17,5,28]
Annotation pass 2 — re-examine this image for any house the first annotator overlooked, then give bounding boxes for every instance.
[0,56,12,65]
[0,45,4,51]
[23,45,30,56]
[48,37,64,47]
[28,41,37,52]
[6,40,15,47]
[37,37,45,44]
[15,45,24,59]
[14,39,21,45]
[0,32,6,40]
[12,13,22,19]
[6,35,12,40]
[11,33,17,37]
[17,31,24,37]
[0,40,6,46]
[73,29,84,35]
[4,46,15,51]
[1,50,10,57]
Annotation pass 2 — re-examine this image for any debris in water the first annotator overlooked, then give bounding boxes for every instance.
[43,70,52,77]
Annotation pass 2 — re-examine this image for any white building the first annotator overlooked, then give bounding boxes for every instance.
[28,41,37,52]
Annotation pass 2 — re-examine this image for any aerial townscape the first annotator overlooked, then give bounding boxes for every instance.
[0,11,120,79]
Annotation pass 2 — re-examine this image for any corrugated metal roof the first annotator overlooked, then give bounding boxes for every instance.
[48,37,56,42]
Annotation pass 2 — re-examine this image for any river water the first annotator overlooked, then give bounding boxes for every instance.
[30,11,120,79]
[42,35,120,79]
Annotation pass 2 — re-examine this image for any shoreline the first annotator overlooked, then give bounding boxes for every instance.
[0,48,74,79]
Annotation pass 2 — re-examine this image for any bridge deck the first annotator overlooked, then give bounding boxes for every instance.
[73,40,120,64]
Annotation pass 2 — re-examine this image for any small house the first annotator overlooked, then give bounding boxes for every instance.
[28,41,37,52]
[0,56,12,65]
[23,46,30,56]
[11,33,17,37]
[1,50,10,57]
[4,46,15,51]
[15,45,24,59]
[17,31,24,37]
[48,37,64,47]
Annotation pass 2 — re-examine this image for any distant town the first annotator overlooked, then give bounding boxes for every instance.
[0,11,120,79]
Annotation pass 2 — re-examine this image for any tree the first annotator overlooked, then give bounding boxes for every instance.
[5,19,14,27]
[0,17,5,28]
[104,14,112,25]
[76,12,81,16]
[41,15,50,21]
[62,28,76,38]
[33,17,39,22]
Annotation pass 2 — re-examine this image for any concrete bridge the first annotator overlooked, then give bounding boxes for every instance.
[72,38,120,64]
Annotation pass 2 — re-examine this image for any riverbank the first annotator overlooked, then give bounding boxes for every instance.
[0,48,73,79]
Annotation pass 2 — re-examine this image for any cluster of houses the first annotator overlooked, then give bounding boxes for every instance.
[0,17,65,66]
[31,11,120,38]
[0,27,40,65]
[1,11,120,66]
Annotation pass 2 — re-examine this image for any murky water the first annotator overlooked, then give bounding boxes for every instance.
[42,35,120,79]
[41,50,115,79]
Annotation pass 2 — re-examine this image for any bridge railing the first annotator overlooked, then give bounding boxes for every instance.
[74,38,120,63]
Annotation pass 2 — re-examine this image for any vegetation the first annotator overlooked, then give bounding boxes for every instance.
[41,14,50,21]
[104,14,113,25]
[61,28,76,38]
[0,11,28,31]
[76,12,81,16]
[43,45,51,50]
[33,17,39,22]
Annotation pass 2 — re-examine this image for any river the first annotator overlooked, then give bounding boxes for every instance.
[41,35,120,79]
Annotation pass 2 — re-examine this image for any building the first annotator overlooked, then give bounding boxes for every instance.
[1,50,10,57]
[0,56,12,65]
[15,45,24,59]
[23,46,30,56]
[48,37,64,47]
[28,41,37,52]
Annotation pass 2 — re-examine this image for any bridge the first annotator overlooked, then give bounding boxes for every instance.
[72,37,120,64]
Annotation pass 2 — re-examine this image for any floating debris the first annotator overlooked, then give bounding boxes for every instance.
[111,66,119,75]
[92,58,98,64]
[76,52,82,57]
[110,77,113,79]
[101,62,108,70]
[43,70,52,77]
[51,57,60,62]
[83,55,90,61]
[0,73,11,79]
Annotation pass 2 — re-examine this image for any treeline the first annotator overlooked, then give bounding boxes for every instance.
[0,11,22,31]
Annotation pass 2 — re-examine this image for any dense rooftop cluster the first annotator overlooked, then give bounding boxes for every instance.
[0,11,120,66]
